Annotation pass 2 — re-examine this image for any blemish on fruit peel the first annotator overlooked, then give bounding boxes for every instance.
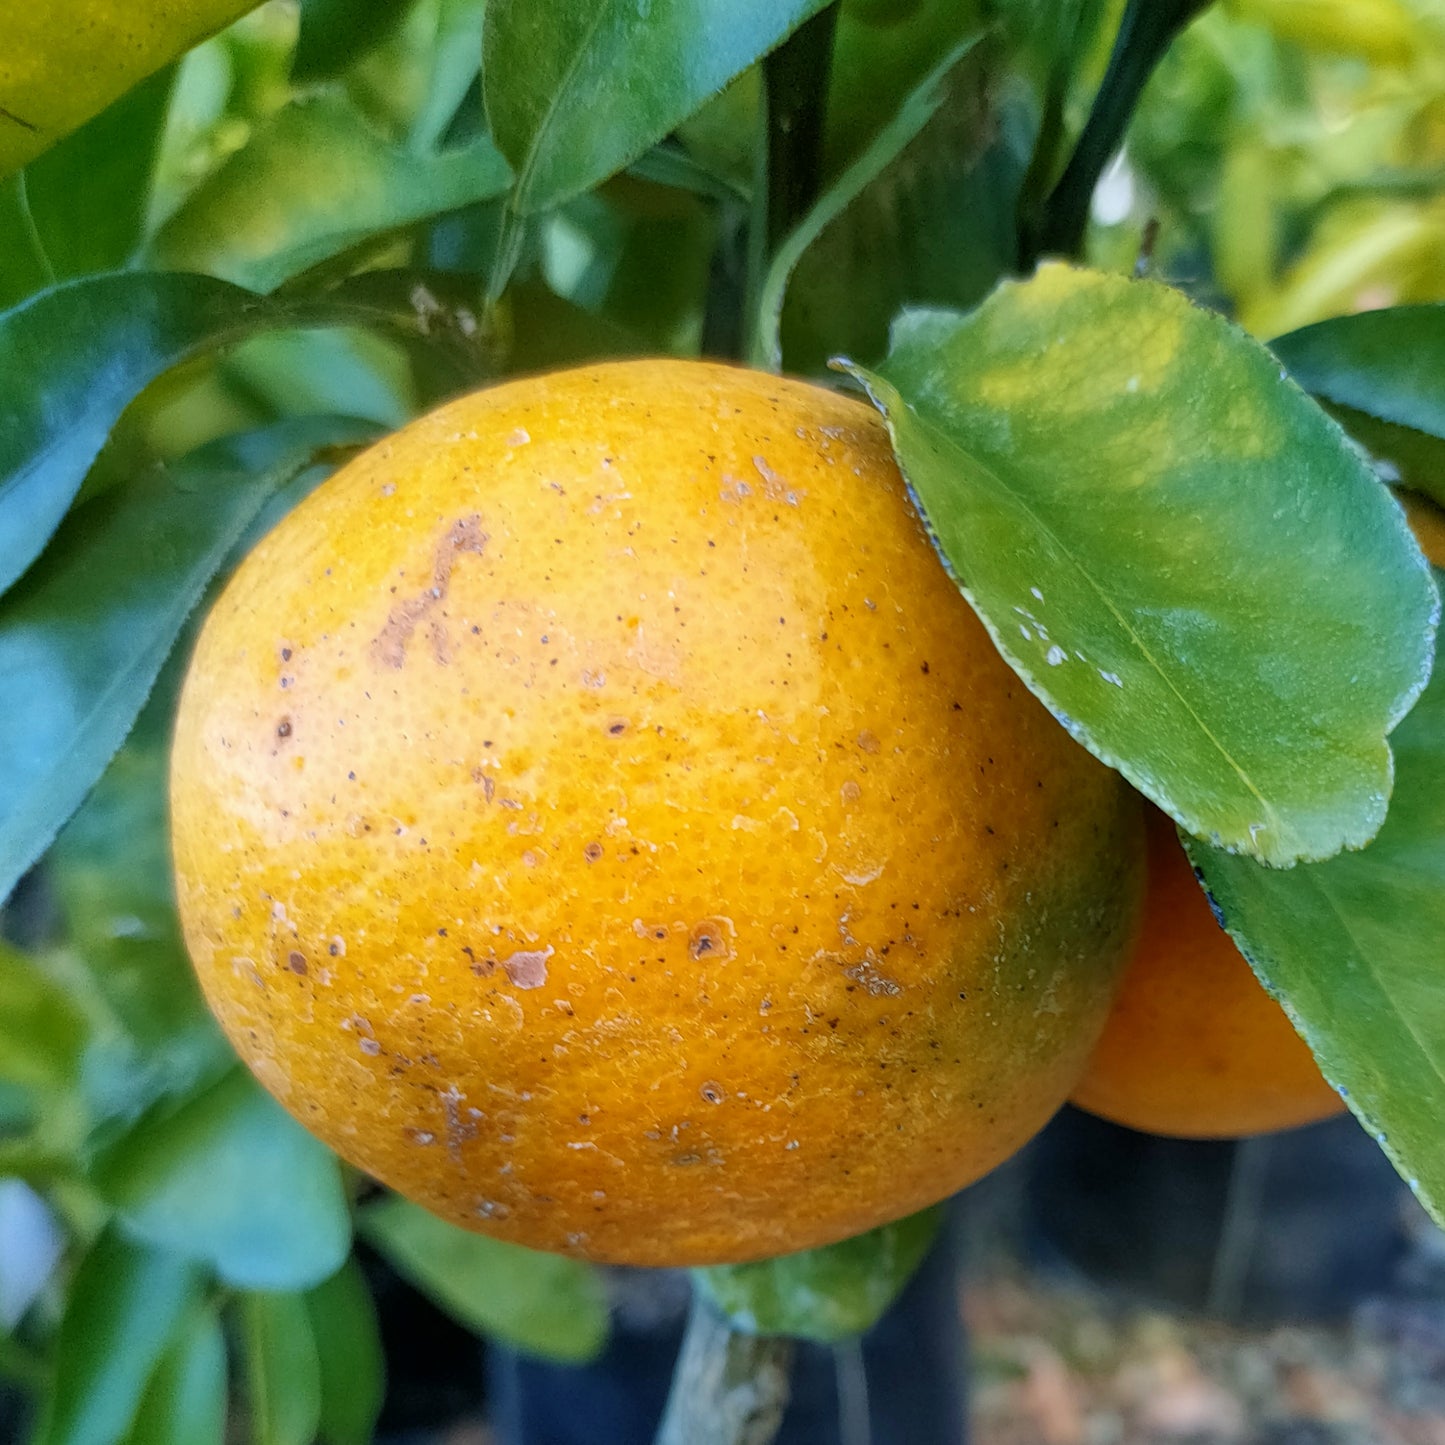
[502,946,552,989]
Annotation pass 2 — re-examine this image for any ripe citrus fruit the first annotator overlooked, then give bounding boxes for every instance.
[170,359,1146,1265]
[1071,805,1344,1139]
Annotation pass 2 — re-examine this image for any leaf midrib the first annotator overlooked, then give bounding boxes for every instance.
[899,392,1288,848]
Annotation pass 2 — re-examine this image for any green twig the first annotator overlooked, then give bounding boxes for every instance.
[1025,0,1212,265]
[743,3,840,357]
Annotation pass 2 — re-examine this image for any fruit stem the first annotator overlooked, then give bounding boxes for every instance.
[654,1290,796,1445]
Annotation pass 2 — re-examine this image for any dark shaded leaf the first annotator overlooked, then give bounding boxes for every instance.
[696,1207,941,1343]
[34,1228,202,1445]
[151,95,511,292]
[361,1195,608,1362]
[48,728,232,1119]
[0,269,485,603]
[0,176,54,310]
[484,0,831,213]
[294,0,416,81]
[755,31,1009,373]
[824,0,989,176]
[849,264,1437,865]
[1191,580,1445,1224]
[96,1069,351,1292]
[0,418,375,905]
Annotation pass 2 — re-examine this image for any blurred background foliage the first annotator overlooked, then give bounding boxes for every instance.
[0,0,1443,1440]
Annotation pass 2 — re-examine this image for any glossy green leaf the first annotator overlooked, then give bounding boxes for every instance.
[850,264,1438,865]
[35,1228,202,1445]
[502,278,649,374]
[696,1207,941,1343]
[408,0,488,152]
[306,1261,385,1445]
[1190,580,1445,1222]
[553,176,717,353]
[1273,306,1445,505]
[755,31,1010,373]
[0,268,488,604]
[122,1302,227,1445]
[294,0,416,80]
[239,1292,322,1445]
[361,1196,608,1362]
[824,0,988,176]
[96,1069,351,1292]
[48,723,228,1099]
[484,0,831,213]
[0,273,260,599]
[0,942,87,1094]
[0,176,53,309]
[0,418,374,906]
[151,95,511,292]
[24,67,175,281]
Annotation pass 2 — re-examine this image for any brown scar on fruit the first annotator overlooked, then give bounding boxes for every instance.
[372,515,489,668]
[502,946,553,989]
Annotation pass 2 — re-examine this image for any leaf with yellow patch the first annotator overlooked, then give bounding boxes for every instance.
[848,264,1437,865]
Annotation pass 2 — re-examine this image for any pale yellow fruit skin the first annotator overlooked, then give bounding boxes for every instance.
[171,360,1146,1266]
[0,0,258,175]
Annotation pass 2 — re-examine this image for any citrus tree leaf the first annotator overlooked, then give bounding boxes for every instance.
[1189,582,1445,1223]
[34,1227,202,1445]
[1273,305,1445,508]
[360,1195,608,1362]
[239,1291,322,1445]
[0,176,53,310]
[824,0,988,176]
[95,1069,351,1292]
[0,941,87,1095]
[122,1300,228,1445]
[0,418,376,906]
[484,0,831,213]
[0,272,263,599]
[848,264,1438,866]
[306,1261,385,1445]
[48,727,232,1116]
[754,30,1009,373]
[0,269,485,604]
[151,95,512,292]
[409,0,488,152]
[0,0,259,176]
[22,67,176,281]
[695,1207,941,1343]
[294,0,416,81]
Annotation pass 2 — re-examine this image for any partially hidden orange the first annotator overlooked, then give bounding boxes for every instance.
[1072,805,1344,1139]
[170,359,1146,1265]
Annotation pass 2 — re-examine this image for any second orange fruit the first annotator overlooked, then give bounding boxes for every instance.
[1072,806,1344,1139]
